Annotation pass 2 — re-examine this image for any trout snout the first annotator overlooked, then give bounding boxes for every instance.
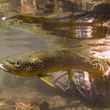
[0,64,8,72]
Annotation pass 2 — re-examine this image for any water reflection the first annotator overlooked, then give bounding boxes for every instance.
[48,26,110,54]
[41,20,110,39]
[75,26,93,39]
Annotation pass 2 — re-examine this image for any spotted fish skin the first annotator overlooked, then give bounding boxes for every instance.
[0,49,104,78]
[0,49,107,93]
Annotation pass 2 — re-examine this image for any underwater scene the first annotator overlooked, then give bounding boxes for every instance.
[0,0,110,110]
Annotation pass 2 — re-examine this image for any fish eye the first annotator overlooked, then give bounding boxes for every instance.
[16,61,20,65]
[15,61,21,67]
[16,60,23,67]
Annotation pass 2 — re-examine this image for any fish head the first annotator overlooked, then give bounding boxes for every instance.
[0,59,22,74]
[0,52,46,77]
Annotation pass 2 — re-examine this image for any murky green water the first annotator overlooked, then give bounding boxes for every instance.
[0,19,110,109]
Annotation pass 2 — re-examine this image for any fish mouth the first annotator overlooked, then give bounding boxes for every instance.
[0,63,9,72]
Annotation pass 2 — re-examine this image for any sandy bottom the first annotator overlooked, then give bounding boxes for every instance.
[0,87,108,110]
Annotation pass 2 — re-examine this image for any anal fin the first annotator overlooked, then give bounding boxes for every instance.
[40,77,55,88]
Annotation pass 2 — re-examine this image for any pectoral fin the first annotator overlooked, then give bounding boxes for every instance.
[40,77,55,88]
